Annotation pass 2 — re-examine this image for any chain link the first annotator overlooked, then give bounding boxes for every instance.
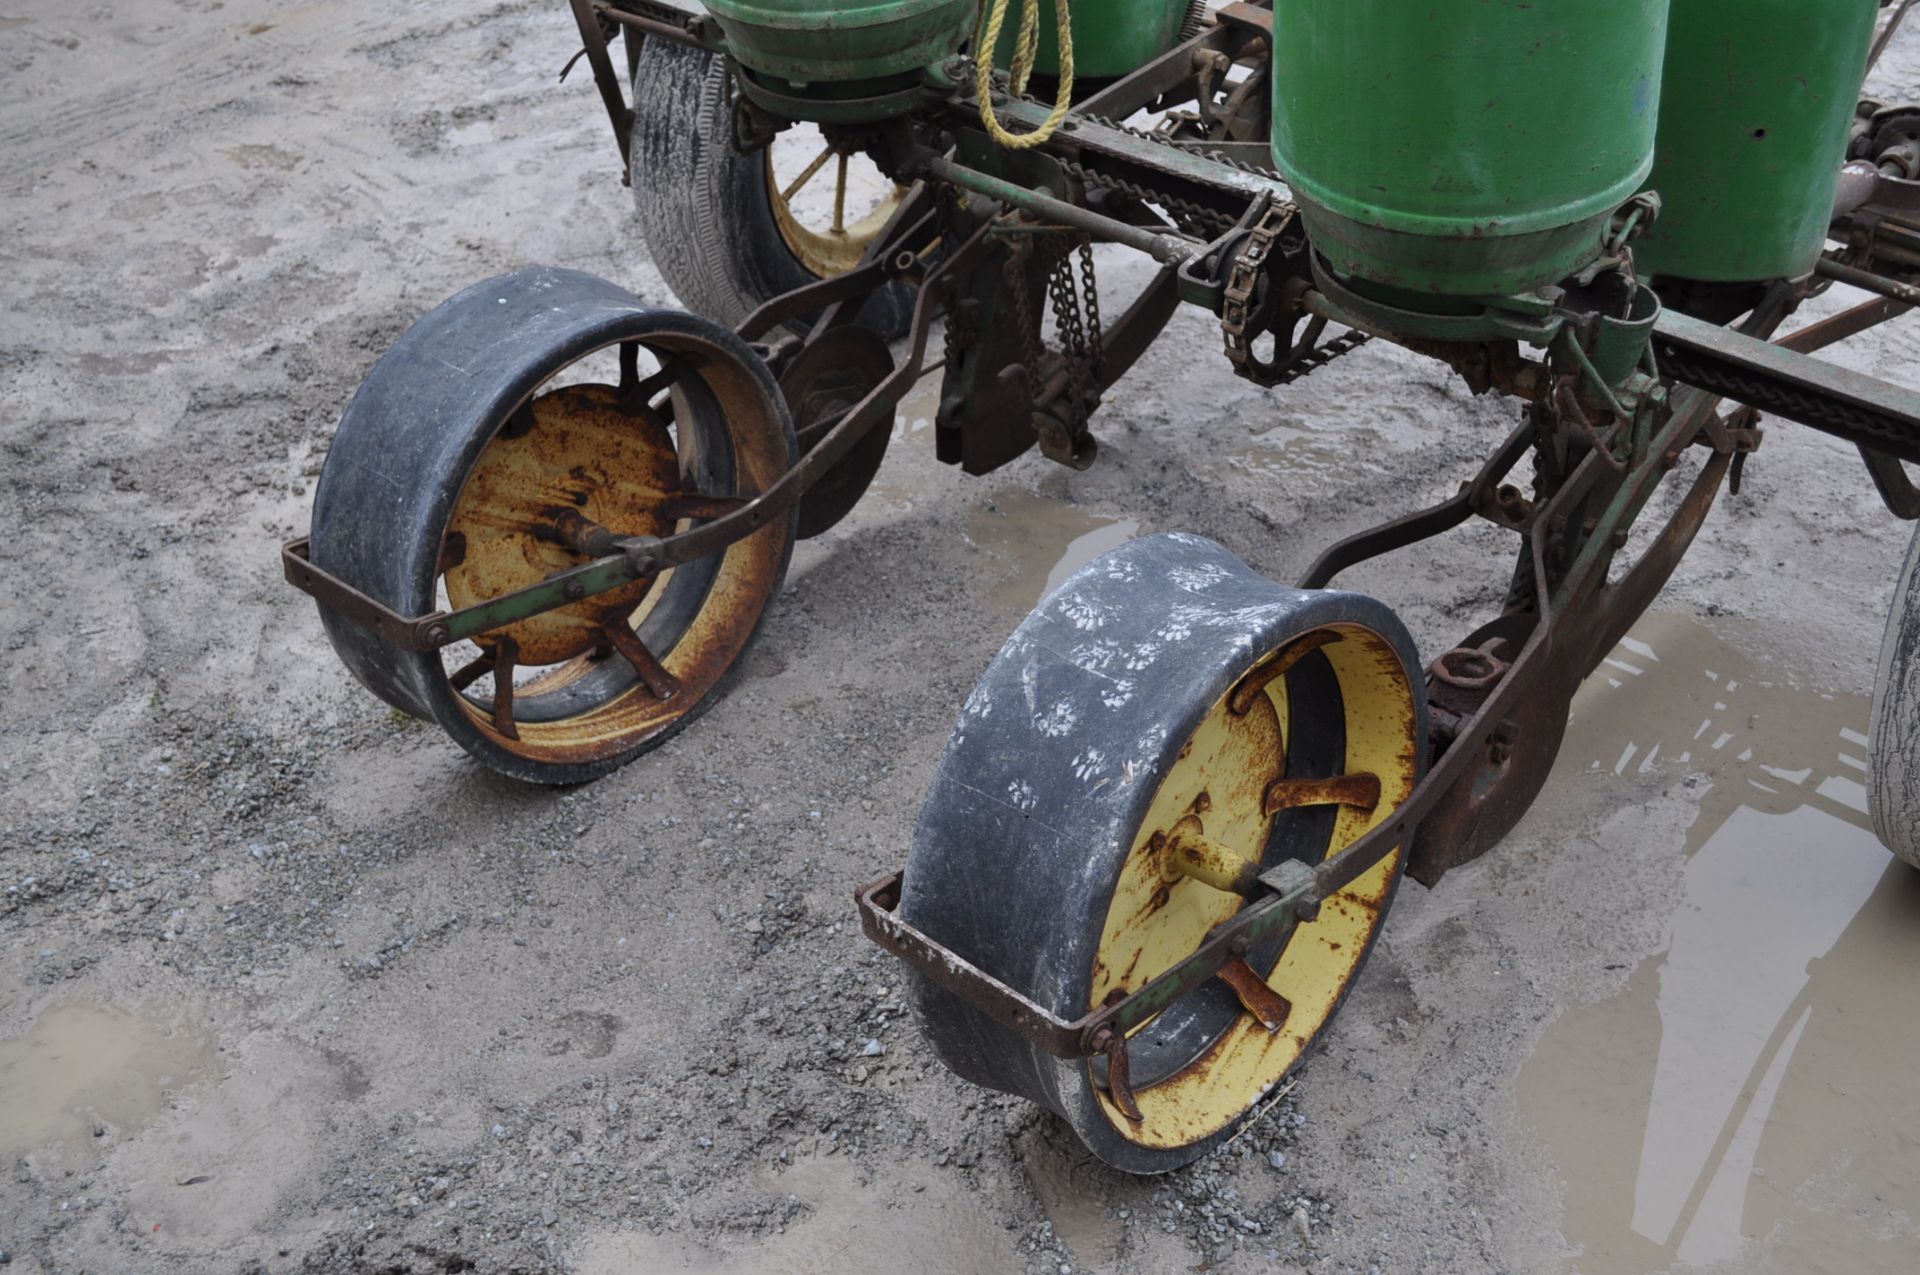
[1655,342,1920,458]
[1077,240,1104,379]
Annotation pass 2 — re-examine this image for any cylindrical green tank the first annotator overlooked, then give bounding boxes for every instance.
[1271,1,1671,299]
[994,0,1193,81]
[704,0,974,90]
[1633,0,1879,284]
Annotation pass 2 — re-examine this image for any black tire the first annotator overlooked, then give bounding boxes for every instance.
[900,534,1425,1173]
[628,38,915,339]
[309,267,797,785]
[1870,519,1920,868]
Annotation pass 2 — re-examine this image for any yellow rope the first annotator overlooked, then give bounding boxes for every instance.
[975,0,1075,150]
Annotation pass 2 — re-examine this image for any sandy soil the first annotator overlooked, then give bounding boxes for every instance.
[2,3,1918,1273]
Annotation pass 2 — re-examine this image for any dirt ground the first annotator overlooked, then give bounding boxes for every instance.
[3,3,1919,1273]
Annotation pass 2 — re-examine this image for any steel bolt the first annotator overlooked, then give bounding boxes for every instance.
[564,581,586,601]
[1610,528,1630,550]
[424,624,450,648]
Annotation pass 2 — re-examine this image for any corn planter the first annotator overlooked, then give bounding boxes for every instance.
[285,0,1920,1170]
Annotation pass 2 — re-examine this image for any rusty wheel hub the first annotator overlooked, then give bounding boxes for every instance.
[445,384,682,665]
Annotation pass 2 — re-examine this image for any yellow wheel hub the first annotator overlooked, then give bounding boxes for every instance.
[1090,624,1420,1150]
[765,139,908,279]
[444,384,680,665]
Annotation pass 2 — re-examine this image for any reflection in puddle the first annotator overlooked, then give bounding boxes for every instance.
[0,1003,217,1155]
[1518,612,1920,1273]
[967,491,1139,614]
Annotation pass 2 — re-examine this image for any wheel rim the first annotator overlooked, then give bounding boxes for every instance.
[1089,623,1420,1150]
[436,332,792,769]
[764,131,908,278]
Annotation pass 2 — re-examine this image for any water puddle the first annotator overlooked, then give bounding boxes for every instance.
[967,491,1139,615]
[0,1003,217,1156]
[1229,432,1353,484]
[1518,611,1920,1273]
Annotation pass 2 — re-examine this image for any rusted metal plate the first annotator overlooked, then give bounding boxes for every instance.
[444,383,680,665]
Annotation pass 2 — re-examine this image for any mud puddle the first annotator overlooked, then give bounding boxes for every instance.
[1518,611,1920,1273]
[0,1003,217,1156]
[967,490,1140,614]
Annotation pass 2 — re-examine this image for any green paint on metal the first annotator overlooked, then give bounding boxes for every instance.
[1635,0,1879,284]
[1271,1,1671,297]
[992,0,1191,81]
[445,555,641,645]
[703,0,975,86]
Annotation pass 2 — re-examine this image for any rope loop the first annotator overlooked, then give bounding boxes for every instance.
[974,0,1075,150]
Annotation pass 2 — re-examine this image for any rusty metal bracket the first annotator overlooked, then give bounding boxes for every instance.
[856,854,1321,1066]
[282,539,450,652]
[566,0,634,180]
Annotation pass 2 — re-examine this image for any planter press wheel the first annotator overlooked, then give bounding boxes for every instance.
[308,267,797,785]
[1870,517,1920,869]
[900,534,1425,1173]
[629,37,914,339]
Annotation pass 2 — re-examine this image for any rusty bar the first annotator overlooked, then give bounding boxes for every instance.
[592,1,705,47]
[491,637,521,740]
[1227,631,1341,715]
[1814,255,1920,305]
[448,652,496,692]
[1098,1028,1144,1122]
[736,205,939,342]
[1776,295,1910,354]
[566,0,633,174]
[600,619,679,700]
[1871,0,1916,73]
[920,156,1199,265]
[1215,957,1291,1033]
[854,874,1085,1057]
[1262,773,1381,816]
[1298,419,1536,588]
[281,538,451,652]
[1072,14,1241,119]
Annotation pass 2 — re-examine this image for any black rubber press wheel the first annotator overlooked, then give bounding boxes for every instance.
[308,267,797,785]
[1871,519,1920,868]
[900,534,1426,1173]
[629,38,915,338]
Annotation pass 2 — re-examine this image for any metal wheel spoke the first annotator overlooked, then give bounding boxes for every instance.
[1216,957,1293,1033]
[831,154,850,235]
[490,637,521,740]
[782,145,836,203]
[619,344,684,423]
[448,650,496,692]
[1262,772,1382,816]
[600,618,680,701]
[1228,631,1341,715]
